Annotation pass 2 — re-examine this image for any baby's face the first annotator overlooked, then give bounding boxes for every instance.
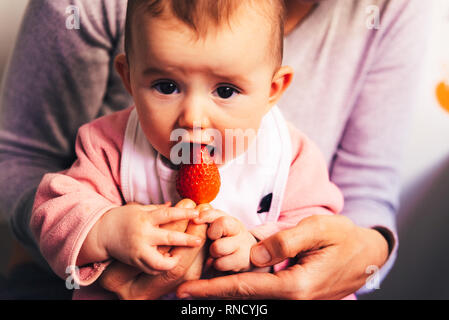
[126,9,284,164]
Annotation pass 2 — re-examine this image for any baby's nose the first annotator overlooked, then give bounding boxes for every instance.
[178,99,211,129]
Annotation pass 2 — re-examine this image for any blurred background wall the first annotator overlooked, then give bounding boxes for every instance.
[0,0,29,79]
[0,0,448,299]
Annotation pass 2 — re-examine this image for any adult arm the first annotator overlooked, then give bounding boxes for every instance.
[0,0,129,264]
[330,0,432,290]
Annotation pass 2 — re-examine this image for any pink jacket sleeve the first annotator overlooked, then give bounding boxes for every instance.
[250,123,344,241]
[31,108,132,286]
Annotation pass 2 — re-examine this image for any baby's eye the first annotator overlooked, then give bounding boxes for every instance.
[152,81,179,95]
[215,86,240,99]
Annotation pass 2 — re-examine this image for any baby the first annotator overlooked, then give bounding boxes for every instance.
[31,0,344,299]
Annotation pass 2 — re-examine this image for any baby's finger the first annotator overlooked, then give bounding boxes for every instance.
[213,254,246,272]
[154,229,203,247]
[196,203,213,212]
[207,216,241,240]
[141,204,159,211]
[150,207,199,225]
[209,237,238,258]
[137,248,180,273]
[175,199,196,209]
[160,199,195,234]
[193,209,227,224]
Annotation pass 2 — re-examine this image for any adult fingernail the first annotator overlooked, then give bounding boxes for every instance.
[252,245,272,265]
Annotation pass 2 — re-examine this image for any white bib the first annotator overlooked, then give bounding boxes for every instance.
[120,106,292,230]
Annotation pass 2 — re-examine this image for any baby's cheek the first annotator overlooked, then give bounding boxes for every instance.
[213,117,260,162]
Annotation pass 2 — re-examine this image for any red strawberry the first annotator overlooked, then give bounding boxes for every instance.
[176,145,221,204]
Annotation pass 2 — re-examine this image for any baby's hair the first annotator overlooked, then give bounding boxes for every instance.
[124,0,286,68]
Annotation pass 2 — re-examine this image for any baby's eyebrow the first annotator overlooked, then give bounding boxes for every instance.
[142,66,168,76]
[142,66,186,78]
[142,66,250,85]
[212,72,251,86]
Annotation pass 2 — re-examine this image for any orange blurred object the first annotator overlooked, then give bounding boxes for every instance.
[436,81,449,113]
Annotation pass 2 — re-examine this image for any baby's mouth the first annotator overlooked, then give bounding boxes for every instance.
[203,143,215,157]
[186,142,216,159]
[167,142,218,167]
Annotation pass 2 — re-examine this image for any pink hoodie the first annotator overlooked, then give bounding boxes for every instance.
[31,107,346,299]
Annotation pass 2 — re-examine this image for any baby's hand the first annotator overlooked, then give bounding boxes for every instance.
[84,203,202,275]
[194,209,257,272]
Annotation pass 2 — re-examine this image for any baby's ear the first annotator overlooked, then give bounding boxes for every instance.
[114,53,133,95]
[268,66,294,107]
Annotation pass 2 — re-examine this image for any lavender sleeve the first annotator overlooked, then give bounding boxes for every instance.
[329,0,432,291]
[0,0,130,265]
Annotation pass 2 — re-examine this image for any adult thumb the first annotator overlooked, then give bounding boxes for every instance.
[250,216,322,267]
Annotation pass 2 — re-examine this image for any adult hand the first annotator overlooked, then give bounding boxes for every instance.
[177,214,389,299]
[99,200,209,300]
